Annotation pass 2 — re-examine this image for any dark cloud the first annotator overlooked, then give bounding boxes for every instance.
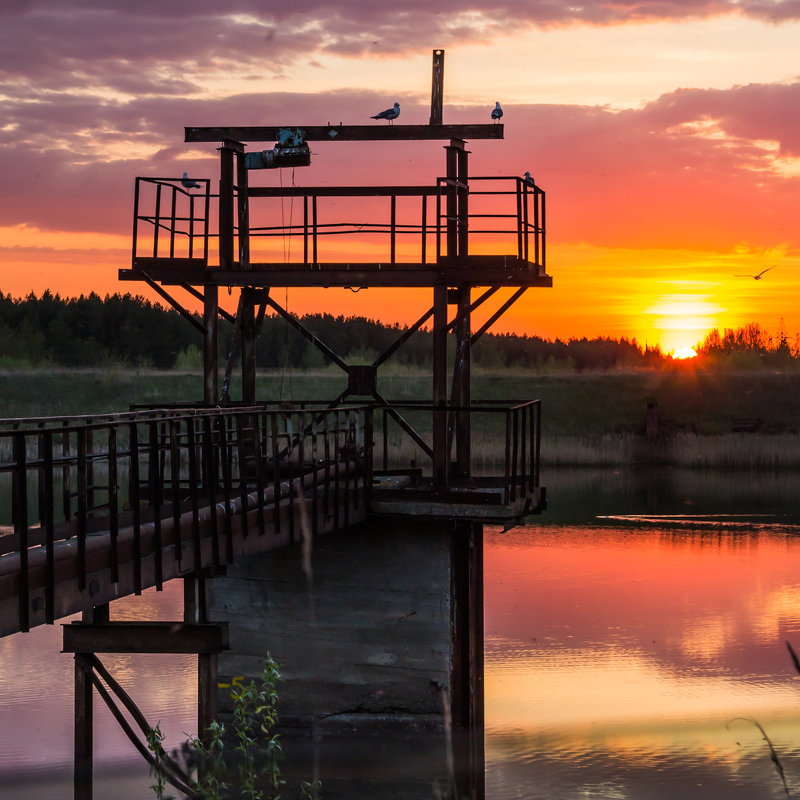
[1,1,800,102]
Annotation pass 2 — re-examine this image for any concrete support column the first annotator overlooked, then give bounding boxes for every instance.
[450,521,485,800]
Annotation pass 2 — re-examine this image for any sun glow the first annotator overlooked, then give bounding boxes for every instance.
[672,346,697,359]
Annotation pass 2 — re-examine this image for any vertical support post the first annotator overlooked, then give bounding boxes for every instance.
[12,432,29,632]
[74,653,93,800]
[429,49,444,126]
[241,289,257,405]
[456,143,469,258]
[236,149,250,270]
[74,605,108,800]
[445,142,459,261]
[185,576,217,744]
[432,284,449,486]
[219,141,236,271]
[450,522,485,800]
[454,286,471,477]
[204,284,218,405]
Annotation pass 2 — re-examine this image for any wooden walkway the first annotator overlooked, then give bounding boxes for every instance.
[0,405,370,638]
[0,399,544,639]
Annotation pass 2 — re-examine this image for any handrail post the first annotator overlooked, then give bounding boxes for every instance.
[12,432,30,632]
[534,400,542,491]
[364,407,374,509]
[382,407,388,471]
[42,429,56,624]
[131,177,140,265]
[152,182,162,259]
[390,194,396,264]
[503,410,511,505]
[108,428,119,585]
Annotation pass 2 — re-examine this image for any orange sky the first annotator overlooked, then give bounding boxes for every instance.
[1,3,799,353]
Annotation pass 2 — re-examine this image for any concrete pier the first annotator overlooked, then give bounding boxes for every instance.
[209,517,484,798]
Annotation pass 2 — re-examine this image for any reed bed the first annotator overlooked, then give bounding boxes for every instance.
[541,433,800,469]
[383,432,800,472]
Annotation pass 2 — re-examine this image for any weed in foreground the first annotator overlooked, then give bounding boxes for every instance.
[147,654,320,800]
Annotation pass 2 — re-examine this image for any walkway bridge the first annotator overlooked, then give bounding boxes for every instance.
[0,400,542,639]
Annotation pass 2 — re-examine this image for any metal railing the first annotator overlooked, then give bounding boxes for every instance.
[130,175,545,269]
[0,406,371,634]
[249,399,542,507]
[373,400,542,504]
[132,177,212,264]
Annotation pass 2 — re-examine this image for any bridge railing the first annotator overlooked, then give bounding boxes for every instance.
[0,405,371,633]
[255,399,542,505]
[374,400,542,503]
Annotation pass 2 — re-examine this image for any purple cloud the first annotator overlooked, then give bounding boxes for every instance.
[2,0,800,102]
[1,80,798,258]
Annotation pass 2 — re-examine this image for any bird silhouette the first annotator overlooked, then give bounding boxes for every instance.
[523,171,535,186]
[491,101,503,122]
[370,102,400,125]
[180,172,201,189]
[735,265,775,280]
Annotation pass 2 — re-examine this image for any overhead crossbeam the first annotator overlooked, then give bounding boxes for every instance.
[185,124,503,144]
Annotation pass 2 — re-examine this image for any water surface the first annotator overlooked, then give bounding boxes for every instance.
[2,467,800,798]
[484,468,800,799]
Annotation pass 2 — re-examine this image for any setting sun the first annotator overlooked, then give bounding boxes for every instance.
[673,346,698,359]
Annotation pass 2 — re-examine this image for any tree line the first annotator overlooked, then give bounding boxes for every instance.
[0,291,794,371]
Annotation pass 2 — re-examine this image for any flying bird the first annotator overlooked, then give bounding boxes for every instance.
[523,171,535,186]
[371,102,400,125]
[491,101,503,122]
[735,265,775,280]
[181,172,201,189]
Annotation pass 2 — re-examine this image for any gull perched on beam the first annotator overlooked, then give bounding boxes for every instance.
[735,265,775,280]
[523,171,535,186]
[491,101,503,122]
[181,172,201,189]
[371,102,400,125]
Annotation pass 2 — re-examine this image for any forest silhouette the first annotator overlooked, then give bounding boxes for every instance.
[0,292,794,372]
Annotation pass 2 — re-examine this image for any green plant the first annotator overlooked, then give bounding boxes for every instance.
[146,723,175,800]
[146,654,315,800]
[190,720,229,800]
[230,655,284,799]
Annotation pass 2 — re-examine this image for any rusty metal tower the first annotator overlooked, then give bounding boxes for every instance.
[119,49,551,490]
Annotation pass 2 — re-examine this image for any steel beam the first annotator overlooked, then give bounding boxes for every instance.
[140,273,204,333]
[185,124,503,144]
[63,622,229,654]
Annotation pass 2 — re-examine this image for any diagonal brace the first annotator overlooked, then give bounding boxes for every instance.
[141,273,204,334]
[263,295,350,373]
[471,287,528,345]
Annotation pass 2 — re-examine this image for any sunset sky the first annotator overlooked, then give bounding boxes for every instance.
[1,1,799,353]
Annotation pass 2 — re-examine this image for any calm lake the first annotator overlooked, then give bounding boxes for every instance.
[2,467,800,799]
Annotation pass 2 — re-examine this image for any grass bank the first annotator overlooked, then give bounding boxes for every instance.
[2,366,799,467]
